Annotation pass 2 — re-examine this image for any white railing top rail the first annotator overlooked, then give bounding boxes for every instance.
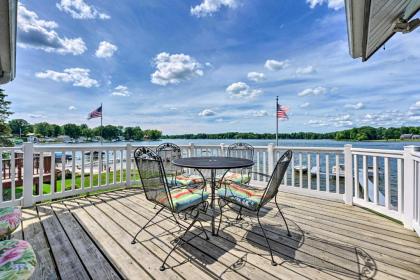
[351,147,404,158]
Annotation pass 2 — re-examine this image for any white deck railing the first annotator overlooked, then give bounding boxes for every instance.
[0,142,419,236]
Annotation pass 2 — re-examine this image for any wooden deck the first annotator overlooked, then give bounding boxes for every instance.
[14,188,420,280]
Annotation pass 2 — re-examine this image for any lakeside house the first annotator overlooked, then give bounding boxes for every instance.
[400,134,420,140]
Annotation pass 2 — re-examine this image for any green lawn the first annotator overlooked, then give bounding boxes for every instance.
[3,170,141,201]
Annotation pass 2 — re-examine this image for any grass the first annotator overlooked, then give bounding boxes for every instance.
[3,170,141,201]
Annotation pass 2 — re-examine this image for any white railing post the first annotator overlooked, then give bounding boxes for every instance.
[403,145,419,230]
[22,143,34,207]
[126,144,132,187]
[189,143,195,157]
[267,143,274,175]
[344,144,353,205]
[220,143,225,156]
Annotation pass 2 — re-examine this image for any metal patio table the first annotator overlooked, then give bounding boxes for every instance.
[172,156,254,235]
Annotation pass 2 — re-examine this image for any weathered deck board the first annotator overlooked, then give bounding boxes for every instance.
[12,188,420,280]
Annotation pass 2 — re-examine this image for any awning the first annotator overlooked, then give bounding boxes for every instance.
[345,0,420,61]
[0,0,17,84]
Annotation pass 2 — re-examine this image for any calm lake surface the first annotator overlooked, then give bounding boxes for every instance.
[40,139,420,150]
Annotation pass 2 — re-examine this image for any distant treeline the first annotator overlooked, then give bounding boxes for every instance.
[7,119,162,141]
[163,126,420,141]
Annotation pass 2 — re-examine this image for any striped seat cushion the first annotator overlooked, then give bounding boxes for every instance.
[156,188,209,212]
[217,183,264,210]
[0,207,22,239]
[220,172,251,185]
[0,239,37,280]
[174,175,205,186]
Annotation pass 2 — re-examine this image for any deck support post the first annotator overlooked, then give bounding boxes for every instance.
[126,144,132,187]
[22,142,34,207]
[402,145,419,230]
[344,144,353,205]
[267,143,274,175]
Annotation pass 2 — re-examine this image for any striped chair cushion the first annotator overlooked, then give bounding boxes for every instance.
[174,175,205,186]
[0,239,37,280]
[221,172,251,185]
[156,188,209,213]
[217,183,264,210]
[0,207,22,239]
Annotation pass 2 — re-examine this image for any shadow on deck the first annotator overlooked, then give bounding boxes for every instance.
[15,188,420,280]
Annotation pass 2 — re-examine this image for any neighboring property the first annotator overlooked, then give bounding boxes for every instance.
[400,134,420,140]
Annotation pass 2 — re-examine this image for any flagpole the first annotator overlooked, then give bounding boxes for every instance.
[276,96,279,147]
[100,103,103,145]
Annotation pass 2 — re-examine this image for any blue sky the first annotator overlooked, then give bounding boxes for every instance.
[3,0,420,134]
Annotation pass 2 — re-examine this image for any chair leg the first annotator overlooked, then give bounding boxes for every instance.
[131,206,164,244]
[198,221,209,240]
[160,209,200,271]
[275,196,291,237]
[216,199,225,235]
[236,206,243,220]
[257,210,277,266]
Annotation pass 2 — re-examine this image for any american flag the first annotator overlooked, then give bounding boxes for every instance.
[87,105,102,120]
[277,104,289,119]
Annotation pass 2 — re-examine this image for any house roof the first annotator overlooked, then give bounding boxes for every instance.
[0,0,17,84]
[345,0,420,61]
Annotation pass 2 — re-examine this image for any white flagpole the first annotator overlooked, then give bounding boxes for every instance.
[276,96,279,147]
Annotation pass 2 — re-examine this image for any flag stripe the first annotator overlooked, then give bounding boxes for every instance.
[277,104,288,119]
[88,105,102,120]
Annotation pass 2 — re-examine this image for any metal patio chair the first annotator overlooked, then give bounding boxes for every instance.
[156,143,205,188]
[131,146,209,271]
[224,142,254,184]
[216,150,293,266]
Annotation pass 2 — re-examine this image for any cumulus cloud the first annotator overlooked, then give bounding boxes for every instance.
[17,4,87,55]
[408,101,420,120]
[297,86,327,97]
[35,68,99,88]
[307,119,328,127]
[345,102,364,110]
[95,41,118,58]
[68,106,77,110]
[111,85,130,97]
[306,0,344,10]
[151,52,204,86]
[199,109,216,116]
[300,102,310,108]
[248,110,268,117]
[191,0,239,17]
[56,0,110,19]
[296,66,316,75]
[264,59,289,71]
[226,82,262,99]
[247,72,266,82]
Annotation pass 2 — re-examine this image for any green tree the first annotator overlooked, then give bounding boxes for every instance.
[34,122,52,137]
[132,127,144,140]
[144,129,162,140]
[102,125,120,140]
[63,123,82,139]
[50,124,62,137]
[0,89,13,146]
[8,119,31,137]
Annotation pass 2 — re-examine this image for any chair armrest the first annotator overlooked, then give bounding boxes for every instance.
[249,171,270,178]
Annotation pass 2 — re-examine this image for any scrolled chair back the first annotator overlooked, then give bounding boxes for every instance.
[134,146,173,210]
[259,150,293,208]
[227,143,254,160]
[156,143,182,175]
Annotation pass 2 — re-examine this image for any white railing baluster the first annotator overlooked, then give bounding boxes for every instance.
[89,151,93,188]
[10,152,15,201]
[113,150,117,185]
[80,151,84,190]
[51,152,55,195]
[106,150,110,186]
[326,154,330,192]
[299,153,303,188]
[373,156,378,205]
[61,151,66,193]
[38,152,44,198]
[397,158,403,214]
[353,154,358,198]
[307,153,311,190]
[71,151,76,191]
[336,154,340,194]
[362,155,368,201]
[384,157,391,209]
[291,154,295,187]
[316,153,320,191]
[120,150,124,183]
[98,150,102,187]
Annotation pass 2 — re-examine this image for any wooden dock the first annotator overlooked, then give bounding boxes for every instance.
[15,188,420,280]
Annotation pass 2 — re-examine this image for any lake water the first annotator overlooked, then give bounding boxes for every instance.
[40,139,420,150]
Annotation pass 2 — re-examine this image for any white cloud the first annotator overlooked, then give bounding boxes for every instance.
[56,0,110,20]
[308,119,328,126]
[344,102,364,110]
[297,86,327,97]
[264,59,289,71]
[151,52,204,86]
[29,114,45,119]
[35,68,99,88]
[300,102,310,108]
[248,110,268,117]
[296,66,316,75]
[247,72,266,82]
[191,0,239,17]
[95,41,118,58]
[17,4,86,55]
[408,101,420,119]
[199,109,216,116]
[111,85,130,97]
[68,106,77,111]
[306,0,344,10]
[226,82,262,99]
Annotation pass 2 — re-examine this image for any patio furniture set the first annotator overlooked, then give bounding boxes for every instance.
[132,143,293,271]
